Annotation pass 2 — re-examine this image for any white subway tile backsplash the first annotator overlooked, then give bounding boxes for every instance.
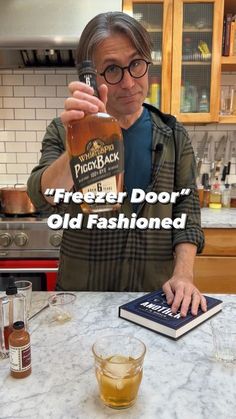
[56,86,69,97]
[56,109,64,117]
[5,120,25,131]
[0,164,6,173]
[0,174,17,185]
[35,86,56,97]
[67,74,77,84]
[36,108,56,120]
[13,69,34,74]
[7,163,27,174]
[36,131,45,142]
[0,131,15,141]
[16,131,37,142]
[0,70,13,74]
[0,153,16,163]
[6,142,26,152]
[25,120,46,131]
[35,69,56,74]
[26,142,41,153]
[14,86,35,97]
[0,86,13,96]
[17,152,38,163]
[24,74,45,85]
[15,109,36,120]
[2,75,23,85]
[0,109,14,119]
[46,74,66,85]
[27,163,37,173]
[56,68,76,74]
[25,97,46,108]
[46,97,65,108]
[3,97,24,108]
[17,174,30,184]
[0,67,236,190]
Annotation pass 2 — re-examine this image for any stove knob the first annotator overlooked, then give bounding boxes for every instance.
[14,232,28,247]
[50,233,62,247]
[0,233,12,247]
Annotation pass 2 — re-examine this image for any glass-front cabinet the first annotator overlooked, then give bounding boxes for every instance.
[123,0,173,113]
[123,0,224,123]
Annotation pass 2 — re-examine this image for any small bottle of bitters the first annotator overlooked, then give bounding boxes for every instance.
[9,321,31,378]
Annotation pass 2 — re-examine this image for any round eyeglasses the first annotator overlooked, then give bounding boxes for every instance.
[99,59,151,85]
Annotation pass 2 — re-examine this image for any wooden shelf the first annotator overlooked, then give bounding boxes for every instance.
[182,61,211,65]
[219,115,236,124]
[221,56,236,65]
[183,28,212,32]
[221,56,236,71]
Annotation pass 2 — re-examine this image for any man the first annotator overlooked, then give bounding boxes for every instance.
[27,12,206,317]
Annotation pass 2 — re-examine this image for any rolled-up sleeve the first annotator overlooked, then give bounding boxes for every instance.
[172,124,205,253]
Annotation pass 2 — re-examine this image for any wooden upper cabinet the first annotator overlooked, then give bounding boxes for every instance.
[123,0,224,123]
[172,0,224,123]
[123,0,173,114]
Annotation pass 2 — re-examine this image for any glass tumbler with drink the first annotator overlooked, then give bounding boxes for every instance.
[92,335,146,409]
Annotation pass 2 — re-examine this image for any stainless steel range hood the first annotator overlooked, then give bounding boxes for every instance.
[0,0,122,68]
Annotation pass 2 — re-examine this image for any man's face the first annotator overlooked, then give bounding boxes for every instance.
[93,33,149,119]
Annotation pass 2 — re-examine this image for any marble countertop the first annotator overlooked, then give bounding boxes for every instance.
[201,208,236,228]
[1,292,236,419]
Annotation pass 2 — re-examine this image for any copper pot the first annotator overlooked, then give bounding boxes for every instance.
[0,185,36,215]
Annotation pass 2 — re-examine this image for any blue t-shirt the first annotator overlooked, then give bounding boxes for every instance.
[122,107,152,211]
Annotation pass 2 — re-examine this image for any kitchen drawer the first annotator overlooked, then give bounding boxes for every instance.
[194,256,236,293]
[202,229,236,256]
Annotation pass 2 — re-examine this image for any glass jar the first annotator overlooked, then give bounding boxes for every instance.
[230,184,236,208]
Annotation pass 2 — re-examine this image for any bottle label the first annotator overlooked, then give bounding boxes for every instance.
[82,176,117,195]
[70,137,124,190]
[9,343,31,372]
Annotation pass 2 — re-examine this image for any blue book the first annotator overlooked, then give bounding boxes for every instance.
[119,290,222,339]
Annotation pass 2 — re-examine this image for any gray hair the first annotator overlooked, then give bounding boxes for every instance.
[76,12,153,65]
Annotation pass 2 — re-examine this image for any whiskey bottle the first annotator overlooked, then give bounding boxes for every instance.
[67,60,124,213]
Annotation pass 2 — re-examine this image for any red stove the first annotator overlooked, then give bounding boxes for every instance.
[0,216,62,291]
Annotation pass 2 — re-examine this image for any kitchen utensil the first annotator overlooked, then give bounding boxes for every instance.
[201,173,209,188]
[208,136,215,182]
[215,135,227,162]
[0,184,36,214]
[29,303,49,321]
[196,132,208,177]
[221,133,232,182]
[214,135,227,179]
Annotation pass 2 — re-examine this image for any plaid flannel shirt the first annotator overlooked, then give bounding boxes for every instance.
[27,104,204,291]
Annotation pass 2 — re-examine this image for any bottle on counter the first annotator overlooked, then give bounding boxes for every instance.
[203,185,211,207]
[0,279,26,359]
[221,183,231,208]
[9,321,31,378]
[67,60,124,213]
[197,184,204,208]
[230,183,236,208]
[209,177,222,209]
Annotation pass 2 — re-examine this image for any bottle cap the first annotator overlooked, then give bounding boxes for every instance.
[76,60,98,97]
[13,321,25,330]
[77,60,97,75]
